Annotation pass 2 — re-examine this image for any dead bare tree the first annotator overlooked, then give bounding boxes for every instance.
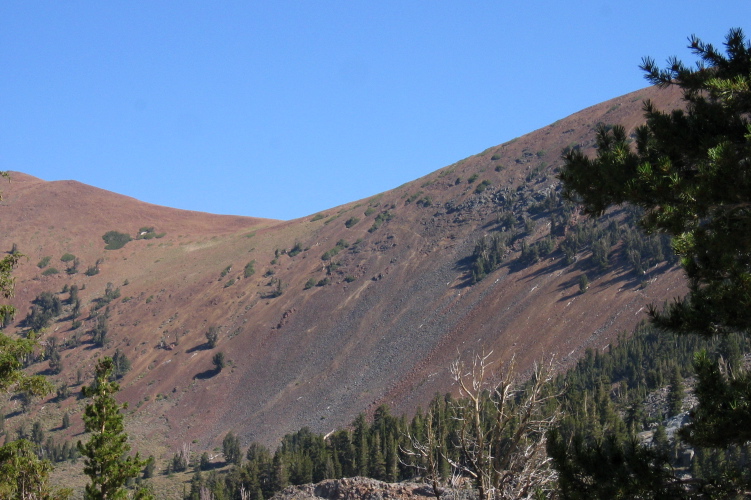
[199,485,215,500]
[449,352,560,500]
[239,485,250,500]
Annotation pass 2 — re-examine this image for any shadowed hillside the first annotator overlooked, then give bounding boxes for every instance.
[1,84,685,465]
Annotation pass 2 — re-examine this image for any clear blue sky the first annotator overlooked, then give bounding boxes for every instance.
[2,2,749,220]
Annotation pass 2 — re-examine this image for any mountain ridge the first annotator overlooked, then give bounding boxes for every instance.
[1,84,686,459]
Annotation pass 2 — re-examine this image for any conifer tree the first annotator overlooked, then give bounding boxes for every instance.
[271,450,288,491]
[667,365,684,417]
[559,27,751,449]
[223,432,242,465]
[352,414,369,476]
[0,439,73,499]
[77,357,150,499]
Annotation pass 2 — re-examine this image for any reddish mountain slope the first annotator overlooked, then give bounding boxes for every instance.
[1,85,686,459]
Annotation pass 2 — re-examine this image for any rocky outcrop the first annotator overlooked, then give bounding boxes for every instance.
[272,477,476,500]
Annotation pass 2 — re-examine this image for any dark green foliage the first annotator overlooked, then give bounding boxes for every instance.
[23,291,63,331]
[588,241,608,271]
[65,285,78,304]
[41,267,59,276]
[321,240,349,261]
[474,179,491,194]
[223,432,242,465]
[551,321,751,495]
[518,238,546,266]
[213,352,225,372]
[316,278,330,287]
[288,242,304,257]
[62,412,70,430]
[667,365,684,417]
[560,28,751,337]
[304,278,317,290]
[559,28,751,451]
[91,282,120,311]
[143,456,156,479]
[405,192,423,204]
[199,452,211,471]
[416,195,432,207]
[681,351,751,447]
[310,213,326,222]
[90,309,109,347]
[469,233,512,283]
[578,274,589,294]
[320,249,338,261]
[465,187,675,283]
[265,280,284,298]
[496,211,516,230]
[205,327,219,349]
[325,261,341,275]
[0,439,71,498]
[31,421,44,446]
[244,260,256,278]
[220,265,232,278]
[548,432,686,499]
[60,253,76,263]
[37,256,51,269]
[56,383,71,401]
[102,230,132,250]
[323,214,340,225]
[47,347,62,375]
[171,449,189,473]
[364,207,376,217]
[368,211,393,233]
[66,257,80,275]
[78,357,147,499]
[525,163,546,182]
[344,275,356,283]
[111,348,131,380]
[467,173,479,184]
[344,217,359,228]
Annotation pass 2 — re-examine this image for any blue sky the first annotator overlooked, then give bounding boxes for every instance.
[2,2,749,220]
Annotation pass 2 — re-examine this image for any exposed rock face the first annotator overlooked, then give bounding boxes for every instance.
[272,477,476,500]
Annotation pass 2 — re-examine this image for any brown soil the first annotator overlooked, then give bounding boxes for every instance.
[1,85,686,468]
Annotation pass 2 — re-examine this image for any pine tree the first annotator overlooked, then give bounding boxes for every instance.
[271,450,288,492]
[77,357,150,499]
[352,414,369,476]
[223,432,241,465]
[559,27,751,449]
[667,365,684,417]
[213,352,226,373]
[0,439,73,499]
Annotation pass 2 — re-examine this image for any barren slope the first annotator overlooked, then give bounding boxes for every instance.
[1,85,686,461]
